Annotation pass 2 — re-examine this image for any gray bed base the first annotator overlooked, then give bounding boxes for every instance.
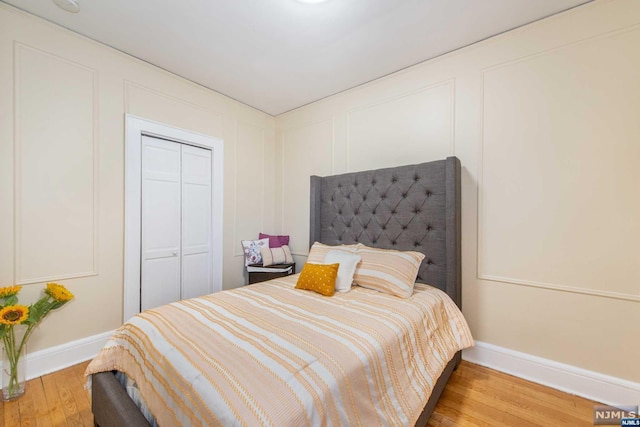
[92,156,462,427]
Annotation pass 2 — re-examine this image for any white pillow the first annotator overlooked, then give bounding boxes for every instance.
[323,250,361,293]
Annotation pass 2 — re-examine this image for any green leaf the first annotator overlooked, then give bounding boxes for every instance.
[52,301,66,310]
[27,298,52,325]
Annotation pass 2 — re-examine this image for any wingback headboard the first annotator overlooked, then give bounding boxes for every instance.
[309,156,461,308]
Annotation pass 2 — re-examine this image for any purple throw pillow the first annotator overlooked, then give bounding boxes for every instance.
[259,233,290,248]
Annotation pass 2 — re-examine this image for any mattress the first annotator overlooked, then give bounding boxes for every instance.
[86,275,473,426]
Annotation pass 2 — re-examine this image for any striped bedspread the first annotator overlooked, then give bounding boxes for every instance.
[86,275,473,426]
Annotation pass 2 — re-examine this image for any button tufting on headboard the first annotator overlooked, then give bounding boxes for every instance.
[309,157,461,307]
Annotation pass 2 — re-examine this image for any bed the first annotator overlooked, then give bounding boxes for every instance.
[87,156,471,426]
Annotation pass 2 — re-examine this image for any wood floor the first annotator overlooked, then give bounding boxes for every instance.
[0,360,599,426]
[0,362,92,427]
[428,362,598,426]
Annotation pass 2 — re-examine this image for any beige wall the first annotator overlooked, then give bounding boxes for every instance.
[2,0,638,384]
[275,0,640,382]
[0,4,276,352]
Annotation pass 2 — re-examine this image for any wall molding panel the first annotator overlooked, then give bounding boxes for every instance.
[476,24,640,302]
[124,80,223,137]
[480,21,640,77]
[233,120,267,257]
[124,80,210,114]
[478,275,640,303]
[13,42,100,285]
[281,119,334,256]
[345,79,455,173]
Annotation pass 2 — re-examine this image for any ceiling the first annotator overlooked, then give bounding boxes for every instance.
[3,0,591,115]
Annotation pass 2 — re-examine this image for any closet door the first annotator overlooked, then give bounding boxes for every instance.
[140,136,181,311]
[181,145,213,299]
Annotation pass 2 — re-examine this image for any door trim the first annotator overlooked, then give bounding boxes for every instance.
[124,115,224,322]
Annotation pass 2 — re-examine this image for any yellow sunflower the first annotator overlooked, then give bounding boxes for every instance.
[0,305,29,325]
[45,283,74,303]
[0,285,22,299]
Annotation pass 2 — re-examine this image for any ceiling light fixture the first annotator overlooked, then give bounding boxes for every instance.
[52,0,80,13]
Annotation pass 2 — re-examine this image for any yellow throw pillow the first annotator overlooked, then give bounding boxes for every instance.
[295,263,340,297]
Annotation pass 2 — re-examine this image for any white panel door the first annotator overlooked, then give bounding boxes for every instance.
[181,144,213,299]
[141,136,181,311]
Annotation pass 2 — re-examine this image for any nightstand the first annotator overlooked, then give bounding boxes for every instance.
[247,263,296,284]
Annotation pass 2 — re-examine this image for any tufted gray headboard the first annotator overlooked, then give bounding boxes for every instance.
[309,156,461,308]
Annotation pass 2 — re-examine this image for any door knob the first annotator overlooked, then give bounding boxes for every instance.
[173,251,178,256]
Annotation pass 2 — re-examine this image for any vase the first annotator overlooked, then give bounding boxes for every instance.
[1,325,26,401]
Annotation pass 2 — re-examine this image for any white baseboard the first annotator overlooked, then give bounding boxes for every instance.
[463,341,640,407]
[26,330,114,380]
